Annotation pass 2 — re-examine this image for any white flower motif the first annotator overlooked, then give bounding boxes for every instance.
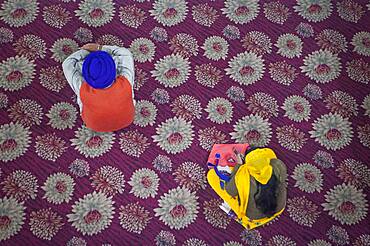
[130,38,156,63]
[150,26,168,42]
[42,172,75,204]
[336,159,370,189]
[50,38,79,63]
[226,86,245,102]
[150,0,188,27]
[151,88,170,104]
[151,54,191,88]
[246,92,279,118]
[303,84,322,100]
[97,34,124,47]
[46,102,77,130]
[152,155,173,173]
[307,239,332,246]
[269,61,298,86]
[1,170,38,201]
[183,238,208,246]
[29,208,64,240]
[240,229,263,246]
[222,0,259,24]
[198,127,228,151]
[301,50,341,83]
[322,184,368,225]
[169,33,199,58]
[39,66,67,92]
[276,34,303,58]
[346,59,370,84]
[191,3,219,27]
[134,100,158,127]
[222,25,240,40]
[75,0,115,27]
[42,4,71,29]
[194,63,223,88]
[0,92,8,109]
[230,115,272,147]
[74,27,93,43]
[276,125,307,152]
[362,95,370,116]
[0,56,35,92]
[263,1,290,25]
[357,124,370,149]
[337,0,364,23]
[91,166,125,196]
[0,122,31,162]
[205,97,233,124]
[295,22,314,38]
[309,113,353,151]
[119,202,152,234]
[282,95,311,122]
[202,36,229,61]
[0,27,13,44]
[313,150,334,169]
[241,31,272,56]
[203,199,231,229]
[354,234,370,246]
[69,159,90,178]
[0,197,25,241]
[351,31,370,57]
[8,99,43,127]
[315,29,348,53]
[171,95,202,121]
[13,34,46,60]
[0,0,39,27]
[327,225,349,245]
[267,235,297,246]
[67,192,115,236]
[71,125,115,158]
[324,90,358,118]
[129,168,159,199]
[292,163,323,193]
[35,133,67,161]
[154,187,199,230]
[225,51,265,85]
[287,196,321,227]
[173,162,206,192]
[155,230,176,246]
[119,130,150,157]
[294,0,333,22]
[224,241,243,246]
[152,117,194,154]
[67,237,87,246]
[119,5,147,28]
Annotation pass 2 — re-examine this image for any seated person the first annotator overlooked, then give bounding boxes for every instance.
[207,147,287,229]
[62,43,135,132]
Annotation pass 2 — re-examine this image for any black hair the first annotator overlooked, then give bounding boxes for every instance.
[253,173,279,217]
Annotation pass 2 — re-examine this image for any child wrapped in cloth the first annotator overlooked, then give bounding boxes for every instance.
[62,43,135,132]
[207,147,287,229]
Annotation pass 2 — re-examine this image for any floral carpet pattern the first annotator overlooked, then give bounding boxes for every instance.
[0,0,370,245]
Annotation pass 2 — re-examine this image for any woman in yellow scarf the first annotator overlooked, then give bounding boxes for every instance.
[207,147,287,229]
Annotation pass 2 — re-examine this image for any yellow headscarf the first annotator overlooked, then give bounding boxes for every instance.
[244,148,276,185]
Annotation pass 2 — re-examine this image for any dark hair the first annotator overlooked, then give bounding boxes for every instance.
[253,173,279,217]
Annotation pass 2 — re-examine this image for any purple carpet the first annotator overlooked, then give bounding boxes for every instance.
[0,0,370,245]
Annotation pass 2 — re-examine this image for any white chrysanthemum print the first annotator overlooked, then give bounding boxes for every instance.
[0,92,8,109]
[150,0,188,27]
[171,95,202,121]
[97,34,124,47]
[203,199,231,229]
[71,126,115,158]
[169,33,199,58]
[119,5,147,28]
[276,34,303,58]
[192,3,219,27]
[287,196,321,227]
[35,133,67,161]
[150,26,168,42]
[316,29,348,53]
[263,1,290,25]
[276,125,307,152]
[294,0,333,22]
[336,159,370,189]
[151,88,170,104]
[152,54,191,88]
[91,166,125,196]
[223,25,240,40]
[43,4,71,29]
[183,238,208,246]
[0,0,39,27]
[327,225,349,245]
[231,115,272,147]
[224,241,243,246]
[154,187,199,230]
[303,84,322,100]
[225,52,265,85]
[295,22,314,38]
[357,124,370,148]
[135,67,148,91]
[29,208,64,240]
[74,27,93,43]
[39,66,67,92]
[282,95,311,122]
[222,0,259,24]
[205,97,233,124]
[173,162,206,192]
[351,32,370,57]
[0,27,13,44]
[269,61,298,86]
[155,230,176,246]
[75,0,115,27]
[66,237,87,246]
[129,168,159,199]
[67,192,115,236]
[1,170,38,201]
[337,0,364,23]
[246,92,279,118]
[8,99,43,127]
[69,159,90,178]
[301,50,341,83]
[119,130,150,157]
[153,155,173,173]
[198,127,228,151]
[153,117,194,154]
[0,56,35,92]
[313,150,334,169]
[46,102,77,130]
[194,64,223,88]
[324,90,358,118]
[0,197,25,241]
[134,100,157,127]
[307,240,332,246]
[241,31,272,56]
[50,38,79,63]
[119,202,152,234]
[0,122,31,162]
[310,113,353,151]
[362,95,370,116]
[202,36,229,61]
[130,38,156,63]
[292,163,323,193]
[226,86,245,102]
[240,229,263,246]
[322,184,368,225]
[346,59,370,84]
[267,235,296,246]
[354,234,370,246]
[13,34,46,60]
[42,172,75,204]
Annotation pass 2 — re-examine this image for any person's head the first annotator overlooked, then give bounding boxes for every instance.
[82,51,116,89]
[254,173,279,217]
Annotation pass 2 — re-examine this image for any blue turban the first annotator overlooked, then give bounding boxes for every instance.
[82,51,116,89]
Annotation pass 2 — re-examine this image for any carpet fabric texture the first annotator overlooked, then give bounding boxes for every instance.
[0,0,370,245]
